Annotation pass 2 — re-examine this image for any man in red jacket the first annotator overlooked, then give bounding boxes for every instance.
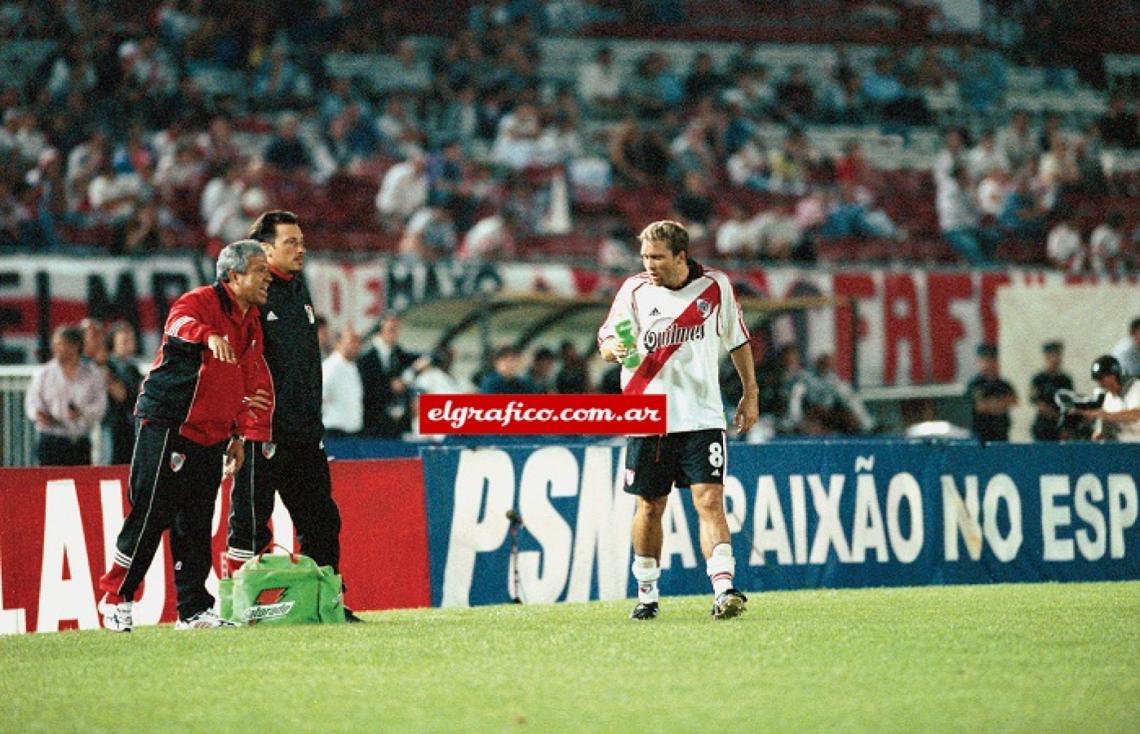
[97,240,273,631]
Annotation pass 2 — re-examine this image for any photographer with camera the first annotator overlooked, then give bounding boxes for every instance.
[1074,356,1140,442]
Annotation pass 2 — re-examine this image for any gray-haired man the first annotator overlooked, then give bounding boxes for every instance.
[97,241,273,631]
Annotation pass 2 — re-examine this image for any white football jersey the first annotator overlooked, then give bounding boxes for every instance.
[598,263,750,433]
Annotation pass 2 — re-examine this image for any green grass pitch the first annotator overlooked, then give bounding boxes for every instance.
[2,582,1137,733]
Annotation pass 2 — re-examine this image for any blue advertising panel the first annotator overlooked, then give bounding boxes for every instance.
[419,441,1140,607]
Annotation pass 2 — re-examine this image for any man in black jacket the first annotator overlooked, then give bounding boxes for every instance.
[357,313,420,437]
[225,210,360,622]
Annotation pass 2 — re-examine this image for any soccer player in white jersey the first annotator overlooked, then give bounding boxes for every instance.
[598,220,759,620]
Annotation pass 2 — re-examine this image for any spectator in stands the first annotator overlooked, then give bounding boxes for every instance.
[208,186,267,243]
[491,101,542,169]
[723,64,774,118]
[977,165,1011,217]
[684,51,727,100]
[398,206,457,261]
[715,201,760,259]
[199,161,245,226]
[768,129,813,195]
[480,345,535,393]
[967,343,1017,442]
[321,327,364,438]
[823,184,903,243]
[1046,207,1084,273]
[1099,94,1139,150]
[753,204,802,261]
[774,65,816,122]
[967,129,1010,180]
[555,340,591,394]
[87,156,144,225]
[1111,318,1140,378]
[861,56,906,114]
[578,46,622,115]
[376,154,429,229]
[1037,135,1078,207]
[1029,340,1073,441]
[357,313,419,438]
[670,121,718,179]
[835,139,875,192]
[726,138,770,192]
[933,127,966,187]
[1090,212,1129,276]
[102,321,142,464]
[432,85,480,149]
[671,171,714,240]
[0,178,36,248]
[1072,133,1107,195]
[998,110,1036,171]
[624,52,673,119]
[609,117,668,186]
[938,165,994,265]
[377,95,426,159]
[24,324,107,466]
[527,347,558,393]
[461,209,518,260]
[997,174,1046,239]
[535,111,584,166]
[115,199,173,254]
[1038,112,1063,153]
[264,113,312,174]
[253,45,305,101]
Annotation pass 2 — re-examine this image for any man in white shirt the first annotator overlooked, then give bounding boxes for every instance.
[321,327,364,436]
[375,155,428,228]
[598,220,758,621]
[24,324,107,465]
[1111,318,1140,378]
[577,47,622,112]
[1077,355,1140,442]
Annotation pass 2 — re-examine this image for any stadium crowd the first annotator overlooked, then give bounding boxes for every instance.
[0,0,1138,269]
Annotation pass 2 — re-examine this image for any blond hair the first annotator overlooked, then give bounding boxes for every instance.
[637,220,689,255]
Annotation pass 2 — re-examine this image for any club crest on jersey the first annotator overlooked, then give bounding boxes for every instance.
[169,452,186,473]
[304,304,315,324]
[625,469,636,486]
[696,298,711,317]
[262,442,277,459]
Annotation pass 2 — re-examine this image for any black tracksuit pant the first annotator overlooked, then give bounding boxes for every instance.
[227,441,342,572]
[99,421,224,620]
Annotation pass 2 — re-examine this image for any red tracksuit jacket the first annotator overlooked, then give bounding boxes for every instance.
[135,282,273,446]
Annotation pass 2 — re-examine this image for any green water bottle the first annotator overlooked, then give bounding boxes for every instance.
[614,319,641,369]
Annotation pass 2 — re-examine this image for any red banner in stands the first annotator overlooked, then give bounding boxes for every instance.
[0,459,430,634]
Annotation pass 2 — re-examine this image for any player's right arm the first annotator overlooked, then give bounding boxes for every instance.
[165,293,236,363]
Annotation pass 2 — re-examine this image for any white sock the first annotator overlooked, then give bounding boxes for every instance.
[707,543,735,596]
[631,555,660,604]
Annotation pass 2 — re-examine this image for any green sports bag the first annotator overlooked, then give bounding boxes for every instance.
[230,547,346,626]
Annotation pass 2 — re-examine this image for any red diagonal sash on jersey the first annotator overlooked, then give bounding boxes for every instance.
[624,280,720,395]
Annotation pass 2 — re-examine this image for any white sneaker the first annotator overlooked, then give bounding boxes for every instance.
[175,608,239,630]
[100,598,133,633]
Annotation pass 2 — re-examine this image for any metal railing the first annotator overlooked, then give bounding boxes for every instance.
[0,366,36,467]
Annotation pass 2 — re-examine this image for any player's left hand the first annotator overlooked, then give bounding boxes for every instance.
[734,390,759,435]
[223,438,245,476]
